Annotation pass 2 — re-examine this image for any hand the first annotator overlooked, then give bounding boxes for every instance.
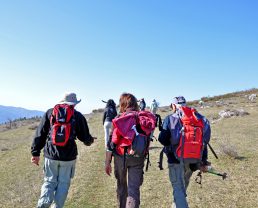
[202,160,211,166]
[200,165,209,173]
[105,151,112,176]
[105,162,112,176]
[31,156,40,166]
[200,160,211,172]
[90,136,97,145]
[84,136,96,146]
[200,164,212,173]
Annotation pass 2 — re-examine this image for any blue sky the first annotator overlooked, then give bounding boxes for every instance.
[0,0,257,113]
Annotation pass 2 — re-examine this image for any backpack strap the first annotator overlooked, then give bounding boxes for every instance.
[70,114,76,138]
[158,147,164,170]
[158,114,163,131]
[50,113,55,126]
[145,152,151,172]
[135,111,153,172]
[180,126,185,165]
[123,146,128,170]
[175,108,186,165]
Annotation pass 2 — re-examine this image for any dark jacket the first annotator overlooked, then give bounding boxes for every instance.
[158,110,211,164]
[31,108,94,161]
[139,100,146,111]
[102,106,117,125]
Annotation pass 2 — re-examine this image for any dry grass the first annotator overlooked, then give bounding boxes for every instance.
[0,94,257,208]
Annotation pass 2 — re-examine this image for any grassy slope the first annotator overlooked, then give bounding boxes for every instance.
[0,95,257,208]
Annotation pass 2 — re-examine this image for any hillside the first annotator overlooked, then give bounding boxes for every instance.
[0,105,44,124]
[0,89,257,208]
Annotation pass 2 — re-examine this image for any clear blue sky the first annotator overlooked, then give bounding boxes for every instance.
[0,0,257,113]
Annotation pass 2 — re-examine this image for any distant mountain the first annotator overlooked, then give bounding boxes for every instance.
[0,105,44,124]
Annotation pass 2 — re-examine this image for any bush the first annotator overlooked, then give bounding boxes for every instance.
[219,140,239,158]
[201,88,258,102]
[159,106,170,112]
[28,124,38,130]
[92,108,104,113]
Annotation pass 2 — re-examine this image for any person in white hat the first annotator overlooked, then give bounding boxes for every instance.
[59,92,82,105]
[150,99,158,114]
[31,92,96,208]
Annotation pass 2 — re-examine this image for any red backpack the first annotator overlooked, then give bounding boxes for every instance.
[176,106,204,163]
[112,111,156,157]
[50,104,75,146]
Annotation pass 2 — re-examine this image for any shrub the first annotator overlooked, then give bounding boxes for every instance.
[28,124,38,130]
[92,108,104,113]
[219,140,239,158]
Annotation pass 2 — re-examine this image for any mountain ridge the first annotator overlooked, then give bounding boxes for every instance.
[0,105,44,124]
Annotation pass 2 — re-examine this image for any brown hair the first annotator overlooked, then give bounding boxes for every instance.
[119,93,139,113]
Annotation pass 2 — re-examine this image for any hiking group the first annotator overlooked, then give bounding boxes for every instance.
[31,92,211,208]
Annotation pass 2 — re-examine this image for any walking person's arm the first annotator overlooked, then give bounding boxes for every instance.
[75,111,96,145]
[102,110,107,125]
[201,116,212,171]
[105,151,112,176]
[158,116,171,146]
[31,110,51,165]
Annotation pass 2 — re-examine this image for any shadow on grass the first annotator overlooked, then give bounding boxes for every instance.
[149,146,163,150]
[235,156,247,161]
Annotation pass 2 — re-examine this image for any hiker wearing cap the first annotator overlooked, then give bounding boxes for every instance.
[105,93,155,208]
[150,99,159,138]
[158,96,211,208]
[102,99,117,149]
[31,92,96,208]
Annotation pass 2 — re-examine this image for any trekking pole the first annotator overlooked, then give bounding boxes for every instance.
[195,169,227,187]
[207,169,227,180]
[207,143,218,159]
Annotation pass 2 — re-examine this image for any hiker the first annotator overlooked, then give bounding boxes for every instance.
[149,99,159,138]
[31,92,96,208]
[150,99,158,114]
[105,93,155,208]
[138,98,146,111]
[199,100,204,108]
[158,96,211,208]
[150,113,163,140]
[102,99,117,149]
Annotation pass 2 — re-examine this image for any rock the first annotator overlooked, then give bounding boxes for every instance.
[219,109,249,118]
[248,94,257,102]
